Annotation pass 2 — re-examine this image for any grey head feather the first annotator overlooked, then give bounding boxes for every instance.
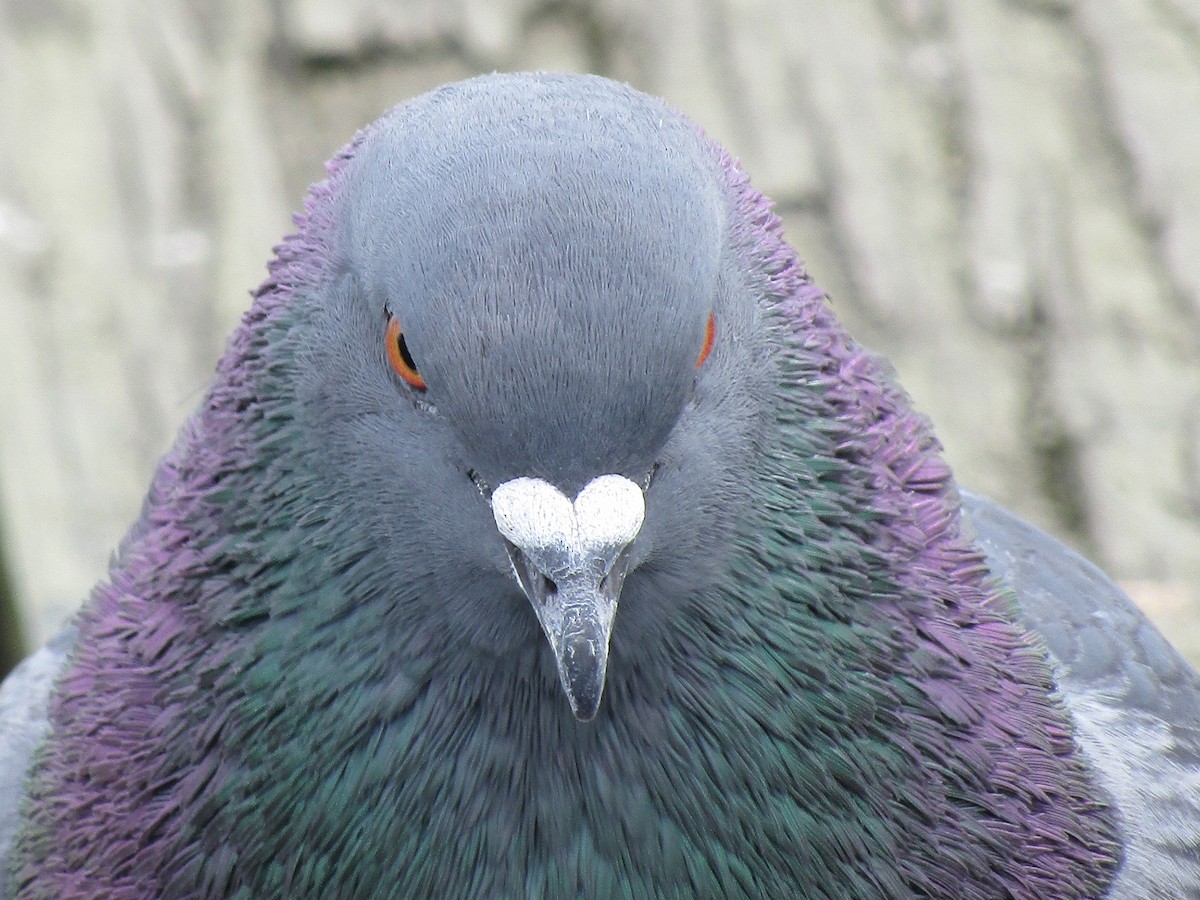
[337,72,728,494]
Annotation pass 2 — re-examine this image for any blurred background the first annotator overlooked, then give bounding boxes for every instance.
[1,0,1198,677]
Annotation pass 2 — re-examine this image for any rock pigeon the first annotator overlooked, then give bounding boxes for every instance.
[2,72,1198,898]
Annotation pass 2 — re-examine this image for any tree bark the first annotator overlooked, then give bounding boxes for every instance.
[1,0,1198,673]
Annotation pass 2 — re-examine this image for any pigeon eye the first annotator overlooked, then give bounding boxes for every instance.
[695,312,716,368]
[385,312,427,391]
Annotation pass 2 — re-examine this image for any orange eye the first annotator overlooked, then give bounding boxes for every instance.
[695,312,716,368]
[385,313,427,391]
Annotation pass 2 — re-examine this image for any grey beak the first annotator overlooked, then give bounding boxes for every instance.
[491,475,645,721]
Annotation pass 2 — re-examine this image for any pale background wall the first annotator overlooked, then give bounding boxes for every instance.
[1,0,1198,675]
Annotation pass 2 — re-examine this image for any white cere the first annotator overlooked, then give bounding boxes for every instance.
[491,475,645,579]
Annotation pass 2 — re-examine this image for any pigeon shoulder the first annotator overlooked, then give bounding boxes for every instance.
[0,623,76,895]
[960,491,1200,898]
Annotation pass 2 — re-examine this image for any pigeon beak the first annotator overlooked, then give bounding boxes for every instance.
[506,547,635,720]
[552,583,615,722]
[490,475,645,721]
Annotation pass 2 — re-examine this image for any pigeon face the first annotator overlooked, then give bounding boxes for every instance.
[295,74,777,720]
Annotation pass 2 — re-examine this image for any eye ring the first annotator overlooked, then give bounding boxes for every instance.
[695,312,716,368]
[385,313,427,391]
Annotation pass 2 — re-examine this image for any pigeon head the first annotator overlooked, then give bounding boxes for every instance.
[291,74,774,720]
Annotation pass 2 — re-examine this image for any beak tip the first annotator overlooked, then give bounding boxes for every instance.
[566,683,604,721]
[559,635,609,723]
[571,701,601,722]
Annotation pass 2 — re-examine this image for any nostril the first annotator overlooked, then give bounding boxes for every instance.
[467,467,492,500]
[542,574,557,596]
[640,461,660,491]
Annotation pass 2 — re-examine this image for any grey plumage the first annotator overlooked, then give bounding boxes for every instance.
[1,72,1197,897]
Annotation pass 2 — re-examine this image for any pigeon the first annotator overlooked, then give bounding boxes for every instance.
[2,71,1198,898]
